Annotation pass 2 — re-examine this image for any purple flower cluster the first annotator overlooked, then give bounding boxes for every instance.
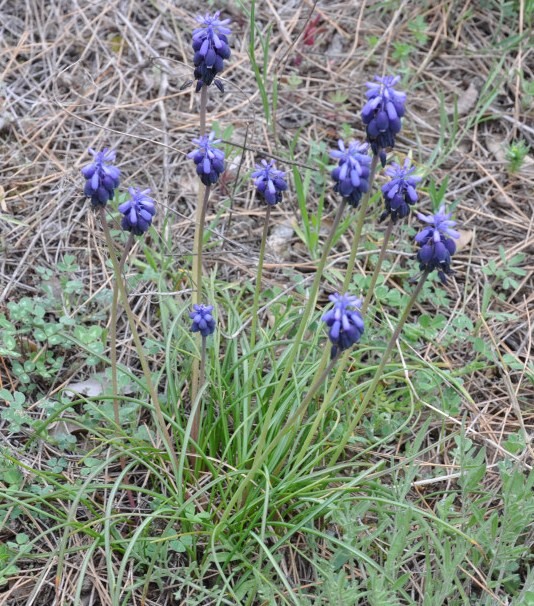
[118,188,156,236]
[322,293,365,358]
[330,140,372,208]
[380,158,421,223]
[190,304,216,337]
[81,148,120,207]
[251,159,288,205]
[188,132,226,186]
[192,12,231,92]
[362,75,406,166]
[415,205,459,283]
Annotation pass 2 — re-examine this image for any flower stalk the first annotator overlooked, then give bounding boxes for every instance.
[110,232,134,427]
[234,198,347,509]
[361,218,394,315]
[277,352,339,472]
[342,153,379,293]
[190,334,207,463]
[249,158,288,349]
[191,85,209,408]
[192,85,209,308]
[188,303,216,467]
[250,204,271,350]
[98,206,179,474]
[328,268,430,465]
[108,231,135,509]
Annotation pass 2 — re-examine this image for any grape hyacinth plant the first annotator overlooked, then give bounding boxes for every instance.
[362,75,406,166]
[251,159,288,206]
[64,8,482,602]
[330,139,371,208]
[188,132,226,187]
[379,157,421,223]
[81,148,120,207]
[189,12,231,426]
[190,304,216,337]
[81,149,180,475]
[362,157,422,313]
[241,139,374,499]
[249,159,288,347]
[321,293,365,359]
[113,188,158,422]
[189,303,216,460]
[188,130,226,309]
[118,187,157,236]
[330,203,460,464]
[415,204,459,283]
[192,11,232,93]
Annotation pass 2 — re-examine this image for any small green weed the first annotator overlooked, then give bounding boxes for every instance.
[482,246,527,292]
[506,140,530,173]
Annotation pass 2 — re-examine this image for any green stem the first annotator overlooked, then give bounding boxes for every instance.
[191,84,209,303]
[328,269,430,466]
[200,336,207,400]
[199,84,208,137]
[292,355,338,466]
[294,351,337,427]
[321,154,381,419]
[342,154,380,293]
[361,219,394,315]
[275,352,339,474]
[323,353,346,414]
[192,185,211,305]
[250,204,271,350]
[111,233,134,428]
[109,232,136,509]
[241,204,272,466]
[191,336,207,443]
[191,84,210,411]
[243,353,340,485]
[252,199,346,456]
[230,199,347,514]
[98,207,179,474]
[190,335,207,468]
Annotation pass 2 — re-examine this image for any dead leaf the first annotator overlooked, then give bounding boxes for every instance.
[48,419,84,440]
[485,136,507,163]
[325,32,344,58]
[267,220,294,260]
[451,81,479,116]
[0,185,6,212]
[64,372,135,399]
[456,228,474,252]
[227,155,242,176]
[64,376,107,398]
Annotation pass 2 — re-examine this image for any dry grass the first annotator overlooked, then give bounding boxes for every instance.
[1,0,533,603]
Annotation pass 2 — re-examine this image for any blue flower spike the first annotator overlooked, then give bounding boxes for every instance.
[251,159,288,205]
[380,158,421,222]
[415,205,460,283]
[192,11,232,92]
[322,293,365,359]
[81,148,120,207]
[118,187,156,236]
[188,132,226,186]
[330,140,372,208]
[361,75,406,166]
[190,304,216,337]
